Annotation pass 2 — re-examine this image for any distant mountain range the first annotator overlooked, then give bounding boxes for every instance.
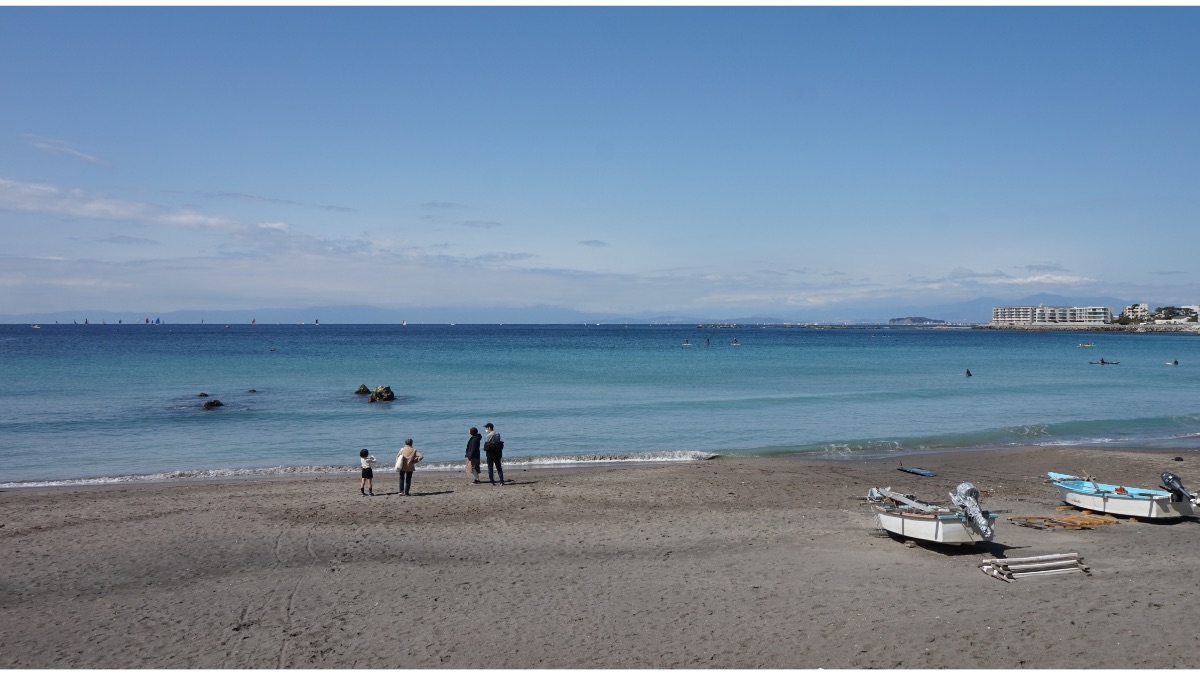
[861,293,1136,325]
[0,294,1151,325]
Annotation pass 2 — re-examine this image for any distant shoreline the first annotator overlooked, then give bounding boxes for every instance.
[9,321,1198,333]
[699,322,1199,333]
[975,323,1200,333]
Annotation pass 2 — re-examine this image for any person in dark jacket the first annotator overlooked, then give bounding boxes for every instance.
[483,422,505,485]
[465,426,482,484]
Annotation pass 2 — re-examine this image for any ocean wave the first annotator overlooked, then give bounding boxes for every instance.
[0,450,718,489]
[807,440,903,457]
[1004,424,1052,438]
[740,413,1200,460]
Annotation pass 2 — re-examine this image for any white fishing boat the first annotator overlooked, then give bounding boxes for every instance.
[866,483,996,545]
[1047,471,1198,519]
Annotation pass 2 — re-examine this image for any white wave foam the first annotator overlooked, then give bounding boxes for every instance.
[813,440,902,457]
[0,464,356,489]
[1005,424,1051,437]
[416,450,717,472]
[0,451,717,488]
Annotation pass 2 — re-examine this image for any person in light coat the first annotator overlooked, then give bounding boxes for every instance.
[395,439,423,496]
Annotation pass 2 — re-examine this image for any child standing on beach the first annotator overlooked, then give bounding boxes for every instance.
[359,448,377,496]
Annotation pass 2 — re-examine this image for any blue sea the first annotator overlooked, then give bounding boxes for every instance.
[2,323,1199,487]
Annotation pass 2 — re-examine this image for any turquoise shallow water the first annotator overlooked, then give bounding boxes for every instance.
[2,323,1199,486]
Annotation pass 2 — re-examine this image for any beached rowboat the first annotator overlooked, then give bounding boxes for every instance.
[1047,471,1199,519]
[866,483,997,545]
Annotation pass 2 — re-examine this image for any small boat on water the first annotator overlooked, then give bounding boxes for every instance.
[1047,471,1199,519]
[866,483,996,545]
[1078,342,1095,347]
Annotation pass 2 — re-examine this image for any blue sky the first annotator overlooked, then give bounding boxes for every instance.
[2,7,1198,321]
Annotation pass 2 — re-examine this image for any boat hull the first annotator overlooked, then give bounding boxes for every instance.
[872,505,994,544]
[1047,472,1195,519]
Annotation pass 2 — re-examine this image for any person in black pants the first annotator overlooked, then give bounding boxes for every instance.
[465,426,482,484]
[483,422,504,485]
[395,439,423,496]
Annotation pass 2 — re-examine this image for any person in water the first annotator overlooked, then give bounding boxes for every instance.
[965,369,972,377]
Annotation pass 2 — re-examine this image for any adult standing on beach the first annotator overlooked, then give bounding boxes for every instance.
[483,422,505,485]
[395,439,423,496]
[465,427,482,484]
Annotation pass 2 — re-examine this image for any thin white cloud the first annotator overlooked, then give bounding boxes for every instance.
[98,235,160,246]
[0,177,242,232]
[201,191,356,213]
[1015,262,1068,273]
[945,268,1011,281]
[23,133,109,167]
[0,177,1138,318]
[988,273,1092,285]
[0,177,324,255]
[915,267,1092,287]
[475,251,535,262]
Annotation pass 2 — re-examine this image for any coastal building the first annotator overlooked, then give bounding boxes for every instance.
[1122,303,1150,321]
[991,305,1113,325]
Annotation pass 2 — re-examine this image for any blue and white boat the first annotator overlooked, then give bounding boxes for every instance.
[1047,471,1198,519]
[866,483,997,545]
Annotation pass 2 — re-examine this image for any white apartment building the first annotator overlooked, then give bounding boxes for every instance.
[1123,303,1149,321]
[991,305,1113,325]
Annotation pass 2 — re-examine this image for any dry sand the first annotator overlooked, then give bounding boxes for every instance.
[3,446,1200,668]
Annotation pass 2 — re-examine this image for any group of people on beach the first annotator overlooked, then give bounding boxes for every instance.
[356,423,505,497]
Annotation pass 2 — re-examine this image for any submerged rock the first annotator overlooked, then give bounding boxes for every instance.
[368,386,395,403]
[354,384,371,396]
[203,399,224,410]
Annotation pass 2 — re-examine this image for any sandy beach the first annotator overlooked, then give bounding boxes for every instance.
[3,445,1200,668]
